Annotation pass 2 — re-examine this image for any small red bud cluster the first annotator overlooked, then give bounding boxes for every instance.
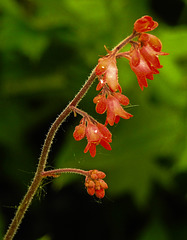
[85,170,108,199]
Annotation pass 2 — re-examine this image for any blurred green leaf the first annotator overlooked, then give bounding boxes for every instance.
[37,235,51,240]
[0,15,49,60]
[1,71,66,96]
[139,218,169,240]
[0,0,21,16]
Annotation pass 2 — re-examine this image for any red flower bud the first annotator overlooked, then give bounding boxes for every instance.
[95,189,105,199]
[73,123,86,141]
[134,15,158,33]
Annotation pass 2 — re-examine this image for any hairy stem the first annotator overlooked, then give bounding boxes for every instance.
[3,32,136,240]
[3,68,96,240]
[41,168,89,178]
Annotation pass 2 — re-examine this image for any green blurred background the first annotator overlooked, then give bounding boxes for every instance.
[0,0,187,239]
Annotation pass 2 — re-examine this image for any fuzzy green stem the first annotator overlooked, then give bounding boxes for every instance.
[3,32,137,240]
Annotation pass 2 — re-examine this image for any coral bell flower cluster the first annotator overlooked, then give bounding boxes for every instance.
[70,16,168,198]
[85,170,108,199]
[120,15,168,90]
[73,113,112,157]
[72,16,168,158]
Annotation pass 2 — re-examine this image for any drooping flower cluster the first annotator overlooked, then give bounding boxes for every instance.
[71,15,168,199]
[93,86,133,126]
[72,15,168,160]
[120,15,168,90]
[73,114,112,157]
[94,49,133,126]
[85,170,108,199]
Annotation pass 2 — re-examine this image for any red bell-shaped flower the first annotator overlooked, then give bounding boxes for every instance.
[73,117,112,157]
[96,55,121,92]
[129,48,159,90]
[120,31,168,90]
[94,91,132,126]
[106,94,133,125]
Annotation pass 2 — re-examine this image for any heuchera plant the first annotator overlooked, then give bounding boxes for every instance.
[3,16,168,240]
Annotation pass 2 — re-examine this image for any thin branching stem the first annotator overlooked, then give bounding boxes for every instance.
[41,168,89,178]
[3,31,137,240]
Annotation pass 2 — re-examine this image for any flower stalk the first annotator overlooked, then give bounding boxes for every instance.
[3,16,168,240]
[41,168,89,178]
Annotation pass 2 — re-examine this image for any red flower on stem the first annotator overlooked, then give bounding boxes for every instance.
[95,53,121,92]
[129,46,159,90]
[73,117,112,157]
[139,33,168,66]
[93,88,133,126]
[134,15,158,33]
[85,170,108,198]
[119,17,168,90]
[128,33,168,90]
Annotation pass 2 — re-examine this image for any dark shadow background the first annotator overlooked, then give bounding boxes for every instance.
[0,0,187,239]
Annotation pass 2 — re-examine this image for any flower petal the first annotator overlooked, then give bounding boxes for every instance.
[95,57,110,75]
[89,143,97,157]
[84,142,96,157]
[140,46,162,69]
[97,123,112,142]
[99,139,112,151]
[86,122,102,143]
[113,92,129,106]
[95,97,107,114]
[104,60,119,92]
[73,124,86,141]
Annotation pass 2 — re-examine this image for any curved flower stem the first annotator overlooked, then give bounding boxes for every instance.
[3,31,137,240]
[3,68,96,240]
[41,168,89,178]
[112,30,139,54]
